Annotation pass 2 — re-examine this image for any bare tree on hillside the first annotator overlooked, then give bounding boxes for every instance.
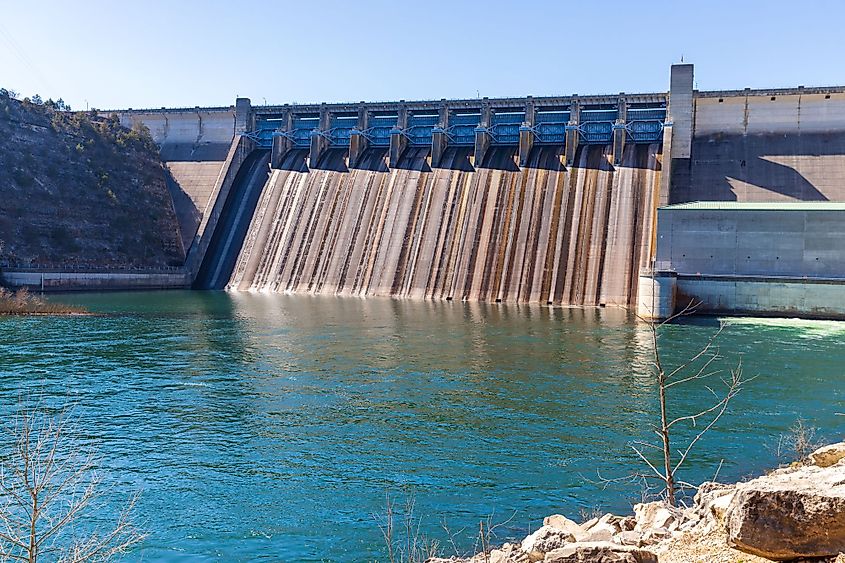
[0,404,144,562]
[632,302,751,506]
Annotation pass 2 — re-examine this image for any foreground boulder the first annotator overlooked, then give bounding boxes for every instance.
[521,526,576,560]
[726,442,845,560]
[543,542,657,563]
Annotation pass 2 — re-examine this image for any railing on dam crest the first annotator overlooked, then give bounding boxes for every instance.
[242,92,667,170]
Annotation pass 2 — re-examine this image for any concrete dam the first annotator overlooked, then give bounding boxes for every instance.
[118,87,667,306]
[108,63,845,317]
[227,143,660,306]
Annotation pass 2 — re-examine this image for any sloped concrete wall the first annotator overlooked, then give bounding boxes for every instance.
[110,108,238,253]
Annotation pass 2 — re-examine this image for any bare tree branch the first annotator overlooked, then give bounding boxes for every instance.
[627,284,750,506]
[0,401,145,563]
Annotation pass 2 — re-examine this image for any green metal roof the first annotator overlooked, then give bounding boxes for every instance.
[660,201,845,211]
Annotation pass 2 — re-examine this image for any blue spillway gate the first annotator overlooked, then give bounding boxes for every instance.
[289,116,318,147]
[326,115,357,147]
[246,97,667,152]
[364,114,395,146]
[488,111,523,145]
[405,114,438,145]
[252,118,283,148]
[626,107,666,142]
[448,113,480,146]
[532,110,570,144]
[579,109,618,144]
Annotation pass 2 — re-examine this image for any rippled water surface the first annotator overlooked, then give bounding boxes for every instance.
[0,291,843,561]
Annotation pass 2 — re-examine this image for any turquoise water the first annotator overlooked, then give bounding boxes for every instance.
[0,291,843,561]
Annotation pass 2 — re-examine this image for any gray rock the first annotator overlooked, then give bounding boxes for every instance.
[618,517,636,532]
[726,458,845,559]
[521,526,575,561]
[687,481,735,534]
[640,526,669,545]
[580,517,599,532]
[487,544,532,563]
[632,501,681,534]
[544,514,590,542]
[581,523,615,542]
[613,531,645,547]
[597,513,623,529]
[543,541,657,563]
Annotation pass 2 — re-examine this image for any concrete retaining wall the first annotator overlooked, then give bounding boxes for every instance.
[677,275,845,319]
[112,107,236,149]
[656,205,845,278]
[3,271,189,291]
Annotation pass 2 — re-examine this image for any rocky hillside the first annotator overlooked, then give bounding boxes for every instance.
[0,92,184,270]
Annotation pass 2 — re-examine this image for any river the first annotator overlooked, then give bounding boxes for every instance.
[0,291,842,561]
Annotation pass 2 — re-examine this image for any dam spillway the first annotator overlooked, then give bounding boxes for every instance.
[228,144,661,306]
[106,63,845,317]
[220,90,666,305]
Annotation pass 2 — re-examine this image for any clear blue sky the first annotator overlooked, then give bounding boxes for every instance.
[1,0,843,110]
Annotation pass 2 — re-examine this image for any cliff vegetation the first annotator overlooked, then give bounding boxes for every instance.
[0,89,185,271]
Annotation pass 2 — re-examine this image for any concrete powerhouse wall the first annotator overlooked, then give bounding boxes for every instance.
[655,203,845,318]
[656,203,845,277]
[675,276,845,319]
[671,90,845,203]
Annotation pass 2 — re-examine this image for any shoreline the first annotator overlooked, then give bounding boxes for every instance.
[429,442,845,563]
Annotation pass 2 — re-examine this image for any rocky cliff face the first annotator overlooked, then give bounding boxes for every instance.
[0,94,184,270]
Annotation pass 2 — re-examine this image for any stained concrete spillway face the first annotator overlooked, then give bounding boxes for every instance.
[226,143,662,306]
